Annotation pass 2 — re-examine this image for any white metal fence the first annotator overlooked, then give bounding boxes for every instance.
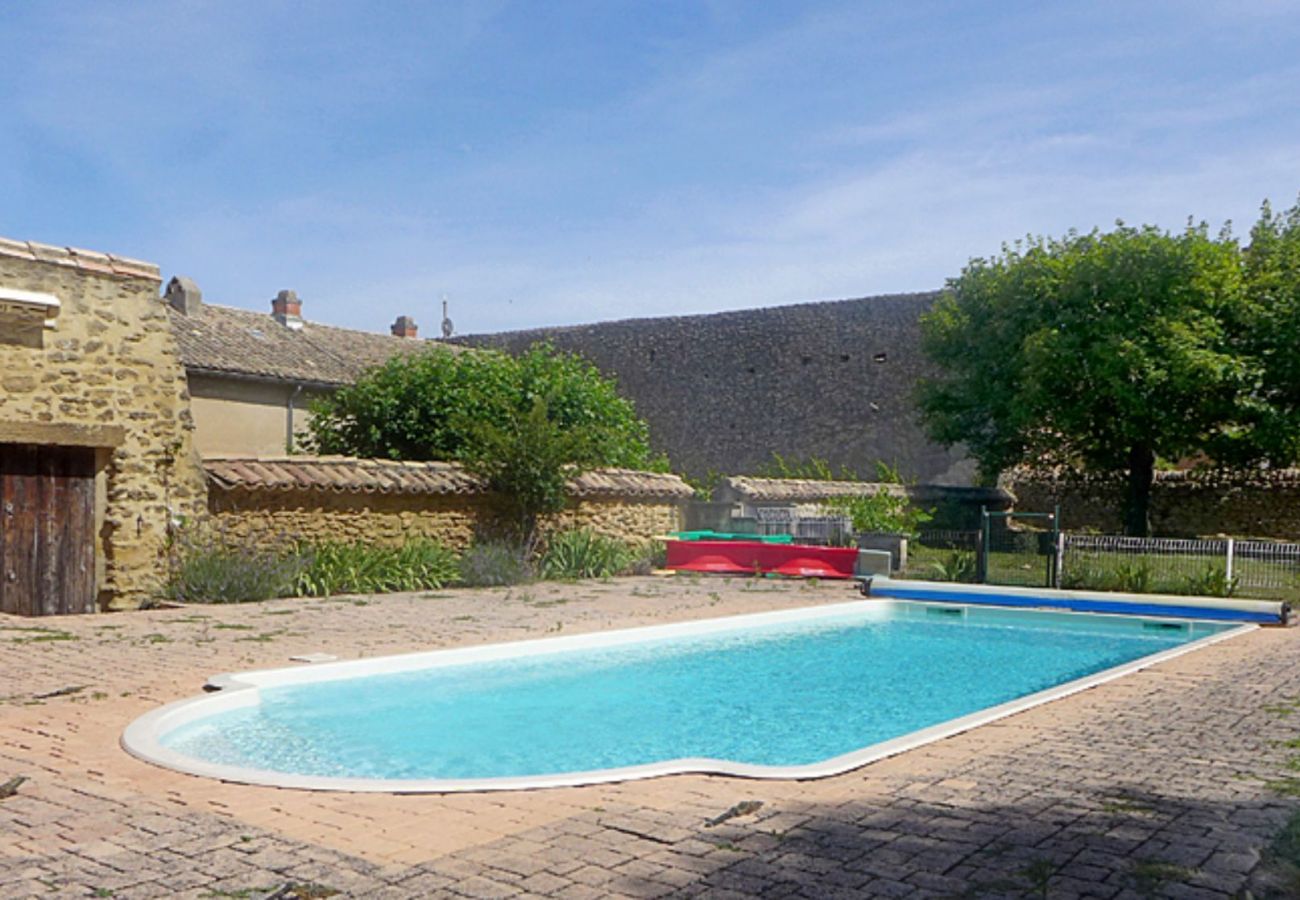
[1061,534,1300,599]
[752,507,852,543]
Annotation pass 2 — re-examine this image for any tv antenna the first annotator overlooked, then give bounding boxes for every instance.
[441,295,454,339]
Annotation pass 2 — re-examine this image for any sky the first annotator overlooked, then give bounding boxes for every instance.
[3,1,1299,336]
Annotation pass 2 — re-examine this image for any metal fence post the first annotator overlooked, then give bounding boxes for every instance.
[978,506,988,584]
[1225,537,1235,583]
[1055,531,1065,590]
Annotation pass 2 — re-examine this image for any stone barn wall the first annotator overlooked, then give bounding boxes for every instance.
[454,293,975,485]
[0,238,207,610]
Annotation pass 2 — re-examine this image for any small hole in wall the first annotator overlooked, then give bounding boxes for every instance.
[801,355,811,365]
[840,354,850,363]
[747,366,755,374]
[649,349,656,362]
[873,352,887,363]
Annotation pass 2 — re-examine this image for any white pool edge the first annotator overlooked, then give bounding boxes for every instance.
[121,600,1256,794]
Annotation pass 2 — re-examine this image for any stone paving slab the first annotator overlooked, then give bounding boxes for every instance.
[3,576,1300,897]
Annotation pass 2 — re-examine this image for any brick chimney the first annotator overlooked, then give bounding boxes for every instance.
[271,290,303,330]
[391,315,419,338]
[164,276,202,315]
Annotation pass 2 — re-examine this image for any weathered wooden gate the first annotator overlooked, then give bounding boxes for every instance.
[0,444,96,616]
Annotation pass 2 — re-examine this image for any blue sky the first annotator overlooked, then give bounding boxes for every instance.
[3,1,1299,334]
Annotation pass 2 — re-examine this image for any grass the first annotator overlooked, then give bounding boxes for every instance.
[2,625,79,643]
[1101,795,1156,815]
[1259,808,1300,896]
[1129,859,1197,895]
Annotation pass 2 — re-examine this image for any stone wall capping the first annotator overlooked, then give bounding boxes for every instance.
[106,253,161,280]
[204,455,694,500]
[68,246,113,264]
[0,234,162,282]
[0,236,36,260]
[26,241,73,264]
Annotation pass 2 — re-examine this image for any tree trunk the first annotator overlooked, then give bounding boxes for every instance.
[1123,446,1155,537]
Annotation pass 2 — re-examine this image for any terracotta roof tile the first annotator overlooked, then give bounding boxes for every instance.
[170,302,459,386]
[204,456,692,500]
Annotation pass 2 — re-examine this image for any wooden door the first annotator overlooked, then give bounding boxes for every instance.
[0,444,96,616]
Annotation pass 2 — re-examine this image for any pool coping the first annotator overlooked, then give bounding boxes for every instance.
[121,599,1255,794]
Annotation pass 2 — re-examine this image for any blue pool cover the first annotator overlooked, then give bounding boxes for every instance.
[868,580,1287,625]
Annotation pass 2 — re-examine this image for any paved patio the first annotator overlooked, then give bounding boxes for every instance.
[2,575,1299,899]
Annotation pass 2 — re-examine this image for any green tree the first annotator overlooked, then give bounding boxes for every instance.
[307,342,663,543]
[919,221,1256,536]
[1241,199,1300,463]
[307,342,656,467]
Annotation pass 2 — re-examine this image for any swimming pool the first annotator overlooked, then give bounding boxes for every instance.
[123,600,1249,792]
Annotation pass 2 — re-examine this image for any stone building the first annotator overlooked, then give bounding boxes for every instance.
[0,237,207,613]
[163,277,447,457]
[455,293,975,485]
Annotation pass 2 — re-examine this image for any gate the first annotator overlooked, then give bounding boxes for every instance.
[979,506,1060,589]
[0,444,96,615]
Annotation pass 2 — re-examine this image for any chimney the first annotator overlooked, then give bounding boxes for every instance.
[271,290,303,330]
[164,276,203,315]
[391,315,419,338]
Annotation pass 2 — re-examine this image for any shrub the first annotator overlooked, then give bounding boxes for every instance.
[540,529,636,580]
[295,538,459,596]
[458,539,534,587]
[166,530,304,604]
[307,342,665,545]
[823,462,932,537]
[758,453,855,481]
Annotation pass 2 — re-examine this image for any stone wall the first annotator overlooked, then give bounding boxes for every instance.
[0,240,207,610]
[1008,469,1300,539]
[208,488,487,549]
[455,293,976,485]
[209,488,685,550]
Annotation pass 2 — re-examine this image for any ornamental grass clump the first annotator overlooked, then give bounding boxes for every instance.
[295,538,459,596]
[539,529,636,580]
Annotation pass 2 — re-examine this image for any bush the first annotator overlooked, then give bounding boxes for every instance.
[540,529,636,580]
[295,538,459,596]
[458,539,534,587]
[822,462,932,537]
[166,531,304,604]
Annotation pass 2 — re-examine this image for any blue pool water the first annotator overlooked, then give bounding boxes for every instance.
[160,604,1234,782]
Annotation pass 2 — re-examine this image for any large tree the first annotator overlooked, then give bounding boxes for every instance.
[307,342,662,541]
[918,221,1258,536]
[1240,200,1300,464]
